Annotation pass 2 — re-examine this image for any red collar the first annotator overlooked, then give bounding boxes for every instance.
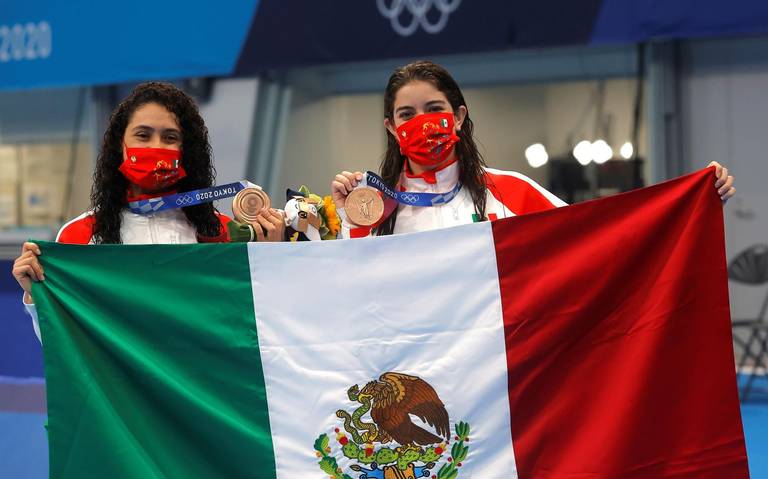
[402,157,458,184]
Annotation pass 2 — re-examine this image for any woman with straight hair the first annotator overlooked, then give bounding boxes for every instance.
[331,60,735,238]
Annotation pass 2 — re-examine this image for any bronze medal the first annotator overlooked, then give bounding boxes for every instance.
[345,187,384,226]
[232,187,271,225]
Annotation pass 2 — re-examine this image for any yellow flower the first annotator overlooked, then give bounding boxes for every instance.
[322,196,341,237]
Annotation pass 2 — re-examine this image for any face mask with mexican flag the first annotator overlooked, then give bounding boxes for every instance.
[33,168,747,478]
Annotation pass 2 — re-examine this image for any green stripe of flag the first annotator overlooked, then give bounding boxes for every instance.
[33,242,275,479]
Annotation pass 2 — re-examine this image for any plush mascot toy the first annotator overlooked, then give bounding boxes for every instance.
[284,186,341,241]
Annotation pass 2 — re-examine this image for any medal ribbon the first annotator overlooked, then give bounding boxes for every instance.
[363,171,462,207]
[127,181,250,214]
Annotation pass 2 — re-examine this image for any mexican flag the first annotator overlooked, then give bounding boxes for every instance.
[34,169,748,479]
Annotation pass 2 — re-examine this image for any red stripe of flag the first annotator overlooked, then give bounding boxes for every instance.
[493,168,748,478]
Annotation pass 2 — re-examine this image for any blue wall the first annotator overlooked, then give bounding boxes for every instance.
[1,260,45,378]
[1,259,47,477]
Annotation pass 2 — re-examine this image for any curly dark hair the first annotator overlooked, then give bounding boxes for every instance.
[90,82,221,244]
[375,61,488,236]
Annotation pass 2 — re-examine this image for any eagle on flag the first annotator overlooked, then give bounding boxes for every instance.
[360,372,450,446]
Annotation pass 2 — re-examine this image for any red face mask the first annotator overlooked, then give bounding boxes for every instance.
[396,112,460,167]
[119,146,187,191]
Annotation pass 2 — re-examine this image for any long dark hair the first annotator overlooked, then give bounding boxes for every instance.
[375,60,488,236]
[90,82,221,244]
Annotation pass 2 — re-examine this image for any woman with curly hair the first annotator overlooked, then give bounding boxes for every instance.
[331,61,736,237]
[12,81,284,339]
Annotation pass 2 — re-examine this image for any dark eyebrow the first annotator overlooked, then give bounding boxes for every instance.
[131,126,181,136]
[425,100,448,107]
[395,100,447,114]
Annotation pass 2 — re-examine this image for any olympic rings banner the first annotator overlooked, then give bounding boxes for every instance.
[3,0,768,90]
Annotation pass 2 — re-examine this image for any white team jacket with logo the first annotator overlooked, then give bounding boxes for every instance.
[341,161,566,238]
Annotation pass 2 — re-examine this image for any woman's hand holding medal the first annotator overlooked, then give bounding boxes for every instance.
[331,171,385,227]
[331,171,364,210]
[231,187,286,242]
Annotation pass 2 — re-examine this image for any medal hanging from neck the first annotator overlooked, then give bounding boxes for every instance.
[344,171,462,227]
[345,188,388,227]
[339,112,463,227]
[227,187,274,242]
[120,146,267,217]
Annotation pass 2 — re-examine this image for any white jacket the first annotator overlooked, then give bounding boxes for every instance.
[340,162,566,238]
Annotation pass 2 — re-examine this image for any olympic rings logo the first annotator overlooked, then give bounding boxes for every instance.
[175,195,194,206]
[377,0,462,37]
[400,193,421,203]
